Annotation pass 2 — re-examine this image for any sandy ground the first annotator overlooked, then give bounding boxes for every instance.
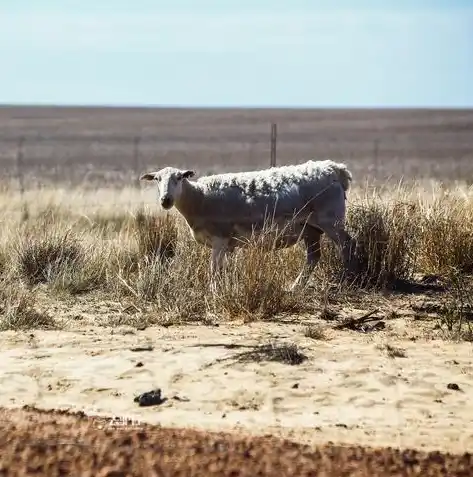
[0,320,471,454]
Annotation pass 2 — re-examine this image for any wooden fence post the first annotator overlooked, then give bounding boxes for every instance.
[16,137,28,220]
[270,123,277,168]
[133,136,141,185]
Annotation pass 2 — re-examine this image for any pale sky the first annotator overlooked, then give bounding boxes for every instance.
[1,0,472,107]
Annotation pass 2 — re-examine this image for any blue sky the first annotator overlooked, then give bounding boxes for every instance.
[1,0,472,107]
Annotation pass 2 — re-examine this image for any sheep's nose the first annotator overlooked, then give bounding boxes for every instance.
[161,196,173,209]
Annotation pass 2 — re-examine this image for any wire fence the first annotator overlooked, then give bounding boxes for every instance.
[1,121,472,197]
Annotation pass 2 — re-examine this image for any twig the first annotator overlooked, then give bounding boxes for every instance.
[334,309,380,330]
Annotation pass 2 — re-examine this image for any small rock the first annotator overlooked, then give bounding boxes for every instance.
[292,383,299,389]
[222,413,226,419]
[134,389,165,406]
[135,362,144,368]
[447,383,461,391]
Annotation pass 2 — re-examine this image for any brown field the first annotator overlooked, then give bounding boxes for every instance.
[0,106,472,476]
[1,106,473,186]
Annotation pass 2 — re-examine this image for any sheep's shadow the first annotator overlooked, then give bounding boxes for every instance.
[390,278,446,295]
[338,267,447,296]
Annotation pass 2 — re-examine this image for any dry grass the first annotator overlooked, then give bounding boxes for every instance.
[304,324,329,341]
[233,342,308,366]
[0,180,472,336]
[0,278,55,331]
[377,343,407,359]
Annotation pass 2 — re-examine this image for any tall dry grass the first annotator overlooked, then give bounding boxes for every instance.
[0,181,472,336]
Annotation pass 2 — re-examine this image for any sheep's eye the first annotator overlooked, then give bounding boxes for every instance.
[175,174,182,181]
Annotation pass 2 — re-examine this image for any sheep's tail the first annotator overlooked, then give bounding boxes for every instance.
[331,162,352,192]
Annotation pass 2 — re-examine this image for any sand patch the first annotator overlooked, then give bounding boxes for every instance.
[0,322,471,453]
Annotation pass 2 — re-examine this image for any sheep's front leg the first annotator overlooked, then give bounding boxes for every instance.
[210,237,228,293]
[316,221,357,274]
[290,226,322,291]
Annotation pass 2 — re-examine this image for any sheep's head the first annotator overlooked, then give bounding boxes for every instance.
[140,167,195,210]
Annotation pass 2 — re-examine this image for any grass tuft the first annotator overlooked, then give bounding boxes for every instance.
[0,278,56,330]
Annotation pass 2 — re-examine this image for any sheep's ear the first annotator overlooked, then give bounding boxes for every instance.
[139,172,158,181]
[182,170,195,179]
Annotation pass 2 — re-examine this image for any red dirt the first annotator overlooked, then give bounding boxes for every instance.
[0,406,471,476]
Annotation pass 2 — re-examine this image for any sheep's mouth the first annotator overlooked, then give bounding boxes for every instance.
[160,198,174,210]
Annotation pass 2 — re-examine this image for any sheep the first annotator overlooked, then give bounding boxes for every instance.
[140,159,357,291]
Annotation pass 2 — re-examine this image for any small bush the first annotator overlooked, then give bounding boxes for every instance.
[16,228,83,286]
[345,200,420,288]
[419,196,473,275]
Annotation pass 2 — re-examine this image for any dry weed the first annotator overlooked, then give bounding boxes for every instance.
[304,324,329,340]
[234,342,307,366]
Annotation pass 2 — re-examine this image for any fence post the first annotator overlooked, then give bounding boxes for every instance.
[270,123,277,168]
[373,138,379,173]
[16,137,28,220]
[133,136,141,185]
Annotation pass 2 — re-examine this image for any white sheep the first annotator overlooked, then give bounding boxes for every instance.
[140,160,357,290]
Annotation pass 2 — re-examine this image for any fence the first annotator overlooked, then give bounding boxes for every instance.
[1,121,472,195]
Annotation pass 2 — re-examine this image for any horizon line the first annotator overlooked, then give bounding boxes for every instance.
[1,103,472,111]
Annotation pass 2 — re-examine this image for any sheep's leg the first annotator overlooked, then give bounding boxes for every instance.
[315,221,357,272]
[309,184,357,273]
[290,226,322,291]
[210,237,228,293]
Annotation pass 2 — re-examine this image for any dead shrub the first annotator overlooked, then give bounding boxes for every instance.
[234,342,307,366]
[418,196,473,275]
[342,200,420,288]
[16,229,83,286]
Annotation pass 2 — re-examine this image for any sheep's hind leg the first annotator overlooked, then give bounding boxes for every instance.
[289,226,322,291]
[210,237,228,293]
